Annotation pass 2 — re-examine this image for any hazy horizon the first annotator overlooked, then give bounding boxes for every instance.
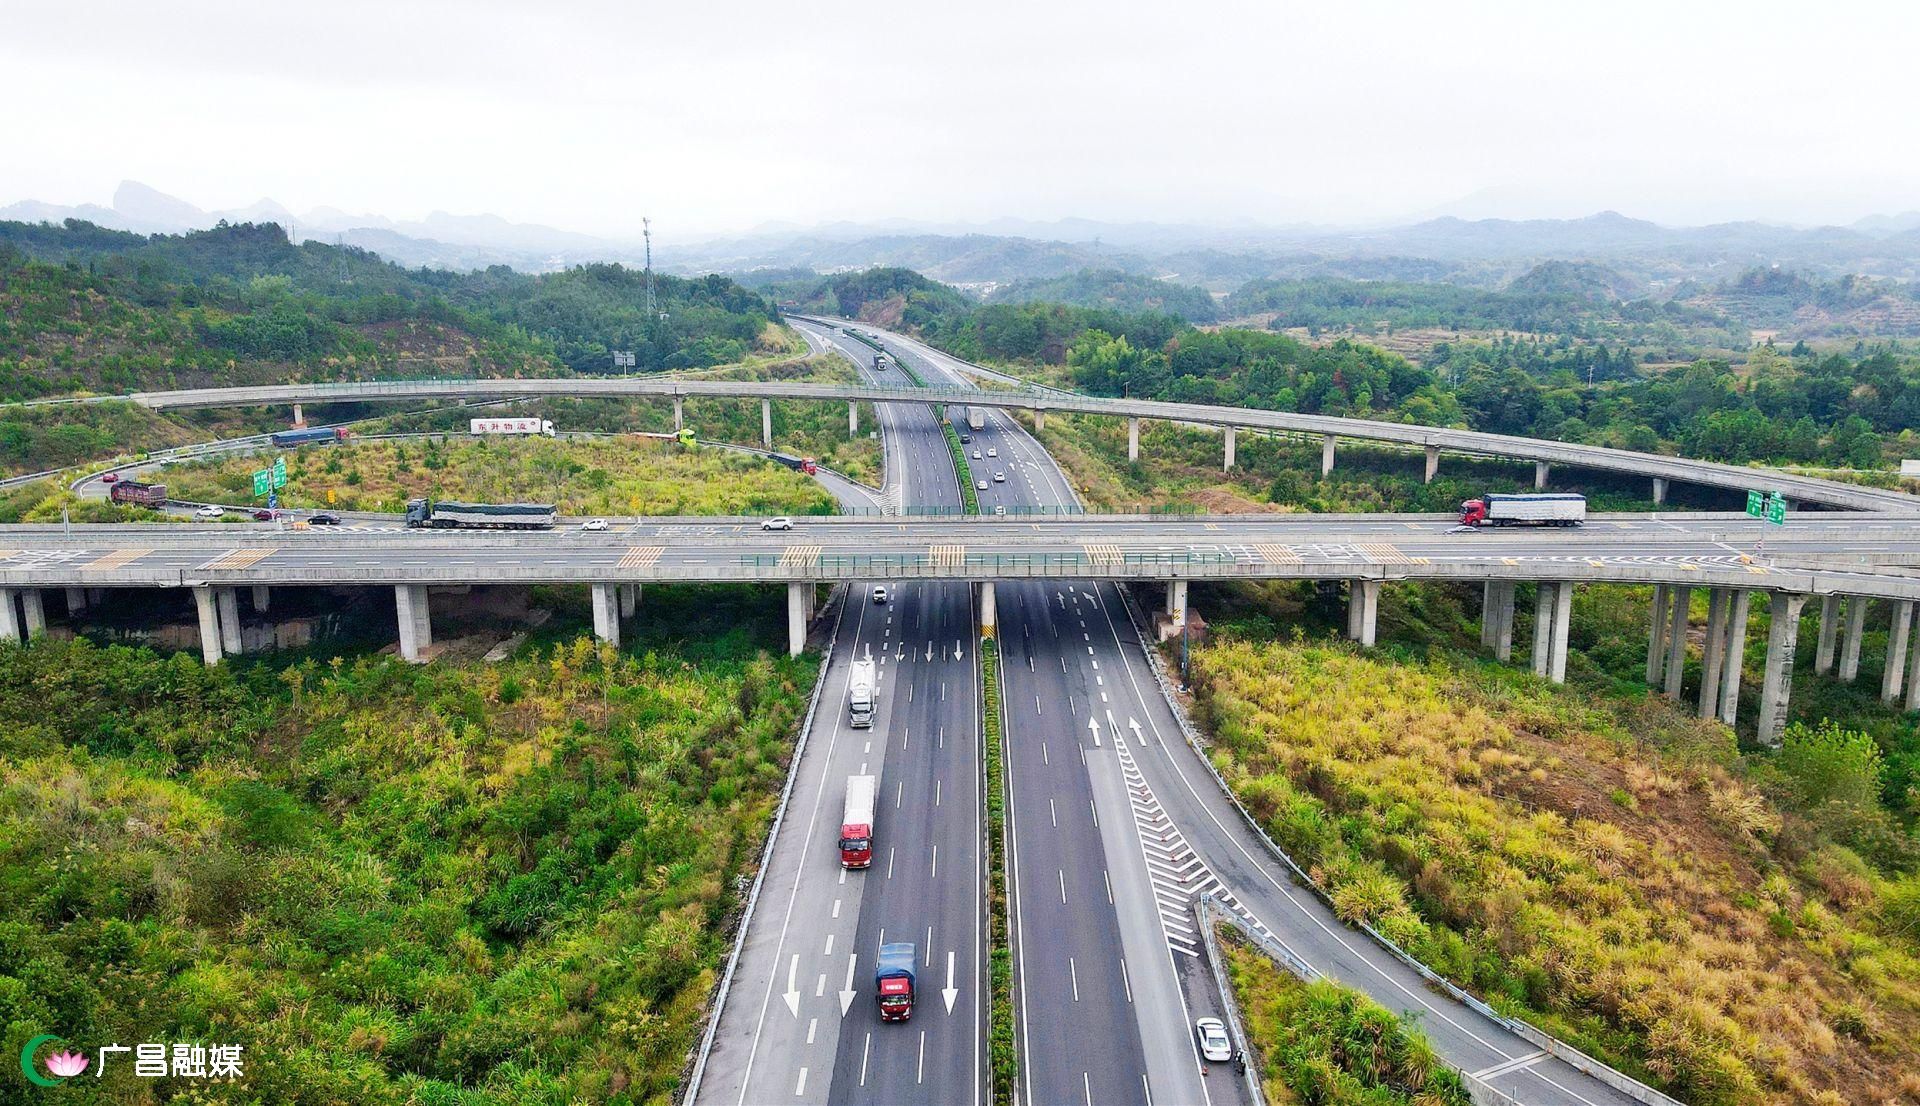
[7,0,1919,239]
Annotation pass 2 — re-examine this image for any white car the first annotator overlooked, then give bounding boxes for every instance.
[993,472,1006,482]
[581,518,608,531]
[1194,1017,1232,1063]
[994,505,1006,516]
[987,448,997,458]
[871,586,888,604]
[762,517,794,531]
[972,450,982,459]
[976,480,989,491]
[195,505,224,518]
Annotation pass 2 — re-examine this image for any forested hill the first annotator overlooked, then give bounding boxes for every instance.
[986,267,1219,322]
[0,220,782,399]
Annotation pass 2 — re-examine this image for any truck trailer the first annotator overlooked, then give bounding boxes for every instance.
[403,499,556,530]
[967,407,986,431]
[848,659,876,728]
[270,427,347,448]
[109,480,167,508]
[839,774,877,869]
[469,417,555,437]
[875,942,916,1021]
[1460,493,1586,528]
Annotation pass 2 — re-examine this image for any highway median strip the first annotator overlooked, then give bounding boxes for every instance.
[980,636,1017,1103]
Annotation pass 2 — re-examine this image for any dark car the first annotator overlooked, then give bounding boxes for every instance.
[308,512,343,526]
[252,508,276,521]
[959,434,972,444]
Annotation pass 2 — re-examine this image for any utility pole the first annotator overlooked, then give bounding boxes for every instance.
[643,217,656,318]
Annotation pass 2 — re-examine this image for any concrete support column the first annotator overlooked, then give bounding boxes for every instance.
[802,583,817,625]
[591,583,621,649]
[980,581,997,637]
[1423,444,1440,484]
[1652,476,1669,505]
[618,583,638,619]
[291,403,305,428]
[1884,601,1915,704]
[0,589,20,642]
[1718,590,1751,726]
[1321,434,1336,476]
[1664,586,1692,699]
[1758,593,1809,746]
[1549,581,1573,684]
[1033,409,1045,432]
[1838,596,1867,682]
[760,399,773,448]
[1481,582,1498,649]
[1347,580,1379,647]
[395,585,431,663]
[1223,427,1237,471]
[215,588,241,656]
[251,584,270,613]
[849,401,859,437]
[1534,461,1550,490]
[20,590,45,639]
[1493,582,1515,662]
[786,581,808,657]
[1906,625,1920,713]
[1167,579,1188,617]
[65,586,87,614]
[1646,584,1671,687]
[1127,417,1140,462]
[1814,594,1842,675]
[193,587,222,665]
[1700,589,1731,719]
[673,396,684,432]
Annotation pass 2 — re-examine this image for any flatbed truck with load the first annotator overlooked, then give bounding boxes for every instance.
[875,942,916,1021]
[404,499,556,530]
[839,774,876,869]
[848,658,876,728]
[109,480,168,508]
[1460,492,1586,527]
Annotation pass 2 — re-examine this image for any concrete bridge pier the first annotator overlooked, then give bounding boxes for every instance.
[20,590,45,639]
[1346,580,1379,647]
[216,588,242,656]
[1814,594,1842,674]
[1490,582,1516,661]
[1699,589,1731,719]
[395,585,432,663]
[1127,417,1140,463]
[1535,461,1550,490]
[673,397,684,432]
[0,588,21,641]
[1664,586,1692,699]
[291,403,305,428]
[1717,590,1752,726]
[1838,596,1867,682]
[786,581,810,657]
[1423,445,1439,484]
[1646,584,1670,686]
[1032,409,1045,432]
[761,399,773,448]
[194,587,222,664]
[1652,476,1668,505]
[1531,581,1572,683]
[1166,579,1187,625]
[980,580,997,637]
[1758,593,1809,746]
[618,583,639,619]
[1885,601,1916,704]
[251,584,271,613]
[1223,427,1237,471]
[1906,621,1920,712]
[1321,434,1336,476]
[849,402,859,437]
[591,583,621,649]
[65,586,87,614]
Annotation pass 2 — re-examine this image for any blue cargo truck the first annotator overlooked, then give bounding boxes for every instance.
[875,942,916,1022]
[270,427,346,448]
[404,499,556,530]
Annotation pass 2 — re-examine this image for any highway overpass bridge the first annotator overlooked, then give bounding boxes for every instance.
[22,372,1920,516]
[4,512,1919,744]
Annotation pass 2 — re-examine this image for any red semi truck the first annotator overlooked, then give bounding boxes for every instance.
[109,480,168,508]
[876,942,916,1021]
[1460,493,1586,527]
[839,774,876,869]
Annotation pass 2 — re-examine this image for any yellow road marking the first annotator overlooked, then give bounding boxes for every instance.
[618,546,664,569]
[1203,523,1220,531]
[778,545,823,568]
[1746,564,1770,575]
[929,545,965,568]
[1501,557,1519,566]
[84,548,151,571]
[1083,543,1123,565]
[201,548,276,570]
[1357,542,1408,565]
[1410,556,1431,565]
[1252,543,1301,565]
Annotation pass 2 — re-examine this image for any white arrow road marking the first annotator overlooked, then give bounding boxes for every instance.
[926,641,934,661]
[954,638,964,660]
[1088,715,1102,747]
[783,954,801,1016]
[840,953,858,1016]
[943,949,959,1013]
[1128,717,1144,745]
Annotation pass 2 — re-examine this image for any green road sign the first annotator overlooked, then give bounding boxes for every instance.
[252,469,271,497]
[272,456,288,489]
[1745,489,1764,517]
[1767,491,1787,525]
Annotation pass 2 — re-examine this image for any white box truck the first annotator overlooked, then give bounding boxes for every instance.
[848,658,876,728]
[839,774,876,868]
[470,417,555,437]
[1460,492,1586,527]
[967,407,986,431]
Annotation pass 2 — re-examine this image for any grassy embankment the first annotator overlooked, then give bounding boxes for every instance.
[1185,626,1920,1106]
[158,435,839,517]
[1222,935,1470,1105]
[0,581,819,1105]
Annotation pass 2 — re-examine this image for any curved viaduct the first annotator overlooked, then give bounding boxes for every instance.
[32,375,1917,515]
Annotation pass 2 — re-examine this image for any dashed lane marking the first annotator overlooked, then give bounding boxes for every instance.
[618,545,664,569]
[199,547,276,571]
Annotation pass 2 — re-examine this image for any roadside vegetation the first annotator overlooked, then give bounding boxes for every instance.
[1222,936,1470,1105]
[159,435,838,516]
[1184,621,1920,1106]
[0,583,816,1104]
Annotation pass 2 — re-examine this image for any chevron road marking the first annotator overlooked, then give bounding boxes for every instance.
[84,548,152,571]
[1082,543,1123,566]
[618,545,665,569]
[929,544,965,568]
[777,545,823,568]
[1357,542,1408,565]
[1252,542,1302,566]
[199,547,277,570]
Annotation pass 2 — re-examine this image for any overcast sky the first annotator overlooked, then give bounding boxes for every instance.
[5,0,1917,238]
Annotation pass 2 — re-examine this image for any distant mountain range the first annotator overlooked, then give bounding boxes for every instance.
[11,182,1920,295]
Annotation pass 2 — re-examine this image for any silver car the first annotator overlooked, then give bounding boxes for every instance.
[1194,1017,1231,1063]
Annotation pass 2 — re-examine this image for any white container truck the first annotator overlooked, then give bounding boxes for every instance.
[1460,492,1586,527]
[470,417,555,437]
[967,407,986,431]
[848,658,876,728]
